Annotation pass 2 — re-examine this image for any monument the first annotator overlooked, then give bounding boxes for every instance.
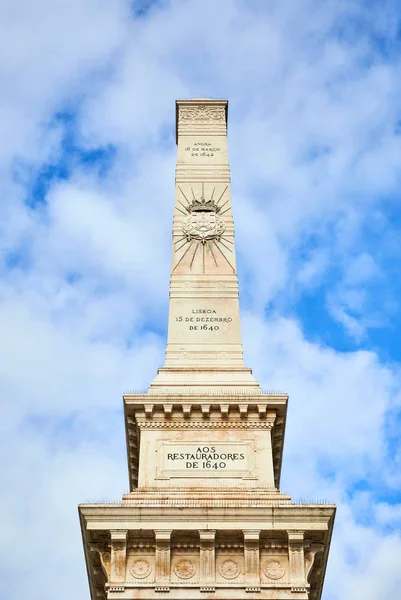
[79,99,335,600]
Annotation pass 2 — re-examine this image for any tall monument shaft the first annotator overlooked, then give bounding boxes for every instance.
[168,100,241,365]
[79,100,335,600]
[152,99,257,392]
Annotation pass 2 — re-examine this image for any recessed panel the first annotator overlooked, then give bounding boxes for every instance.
[156,440,256,479]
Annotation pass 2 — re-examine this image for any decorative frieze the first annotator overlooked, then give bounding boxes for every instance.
[216,543,243,551]
[109,585,125,592]
[137,420,273,430]
[178,105,226,124]
[90,527,322,593]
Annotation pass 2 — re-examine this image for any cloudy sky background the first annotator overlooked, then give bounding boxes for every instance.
[1,0,401,598]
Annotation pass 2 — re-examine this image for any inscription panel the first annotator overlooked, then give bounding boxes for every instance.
[177,136,228,166]
[156,441,256,479]
[175,308,234,333]
[183,142,221,158]
[168,299,242,346]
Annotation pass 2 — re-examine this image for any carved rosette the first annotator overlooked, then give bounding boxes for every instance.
[263,560,286,580]
[219,559,241,580]
[174,559,197,579]
[130,559,152,579]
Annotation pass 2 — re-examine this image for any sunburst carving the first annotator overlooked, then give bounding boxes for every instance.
[173,183,234,273]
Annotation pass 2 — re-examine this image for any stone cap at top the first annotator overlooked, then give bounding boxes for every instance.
[175,99,228,143]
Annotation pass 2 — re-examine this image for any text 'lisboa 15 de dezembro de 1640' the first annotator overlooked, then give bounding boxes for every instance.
[79,99,335,600]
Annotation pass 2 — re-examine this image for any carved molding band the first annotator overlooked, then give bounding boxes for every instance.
[179,106,226,123]
[138,421,273,430]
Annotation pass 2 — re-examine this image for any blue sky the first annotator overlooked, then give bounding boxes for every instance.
[1,0,401,598]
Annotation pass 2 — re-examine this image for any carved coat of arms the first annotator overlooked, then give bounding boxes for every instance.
[182,196,225,242]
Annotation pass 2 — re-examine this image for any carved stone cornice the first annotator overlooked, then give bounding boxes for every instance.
[175,99,228,144]
[137,420,273,430]
[124,393,288,491]
[80,503,335,531]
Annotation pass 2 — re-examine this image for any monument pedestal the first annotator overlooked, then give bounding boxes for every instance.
[79,99,335,600]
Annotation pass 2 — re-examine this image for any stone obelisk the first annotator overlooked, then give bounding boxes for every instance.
[79,99,335,600]
[151,99,258,392]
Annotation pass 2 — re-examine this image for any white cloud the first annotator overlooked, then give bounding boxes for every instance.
[375,502,401,526]
[1,1,401,599]
[243,315,401,484]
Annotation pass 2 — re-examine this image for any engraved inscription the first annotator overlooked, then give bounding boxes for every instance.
[157,441,256,479]
[167,445,245,470]
[184,142,221,158]
[175,309,233,332]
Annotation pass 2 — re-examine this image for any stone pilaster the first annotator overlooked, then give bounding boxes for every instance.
[155,530,172,586]
[199,530,215,586]
[288,531,305,586]
[110,530,127,584]
[243,530,260,589]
